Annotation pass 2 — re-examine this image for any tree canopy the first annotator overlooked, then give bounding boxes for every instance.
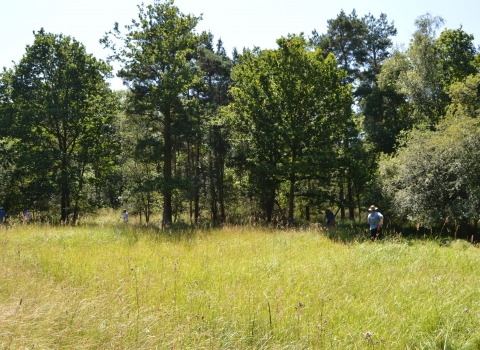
[227,35,353,223]
[0,29,118,222]
[0,4,479,233]
[102,0,203,225]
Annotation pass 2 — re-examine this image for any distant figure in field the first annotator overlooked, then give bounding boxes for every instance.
[23,208,32,222]
[120,209,128,223]
[0,206,6,223]
[368,205,383,240]
[325,209,335,227]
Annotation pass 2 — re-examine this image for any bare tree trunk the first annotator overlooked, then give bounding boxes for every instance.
[339,181,345,220]
[162,108,172,226]
[348,179,355,221]
[194,133,200,224]
[218,167,225,222]
[288,173,296,226]
[72,164,86,224]
[357,192,362,223]
[187,141,193,224]
[146,192,150,224]
[265,186,275,223]
[60,156,71,223]
[209,149,218,225]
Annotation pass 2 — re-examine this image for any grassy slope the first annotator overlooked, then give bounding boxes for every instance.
[1,223,480,349]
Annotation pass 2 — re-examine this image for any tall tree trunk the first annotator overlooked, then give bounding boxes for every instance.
[218,156,226,222]
[95,169,100,202]
[357,191,362,223]
[287,146,297,226]
[288,173,296,226]
[474,218,478,241]
[348,179,355,220]
[60,155,70,223]
[189,200,193,224]
[339,180,345,220]
[146,192,150,224]
[72,163,86,224]
[61,186,68,222]
[187,141,193,224]
[194,131,200,224]
[163,108,173,226]
[209,150,218,225]
[265,185,275,223]
[215,127,226,223]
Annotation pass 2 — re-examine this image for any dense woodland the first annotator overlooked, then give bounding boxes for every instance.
[0,0,479,232]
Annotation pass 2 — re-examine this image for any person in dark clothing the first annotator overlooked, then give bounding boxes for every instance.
[0,207,6,223]
[23,208,31,222]
[325,209,335,227]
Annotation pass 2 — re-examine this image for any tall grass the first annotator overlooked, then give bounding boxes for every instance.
[1,220,480,349]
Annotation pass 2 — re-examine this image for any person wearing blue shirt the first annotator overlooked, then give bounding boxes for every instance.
[367,205,383,240]
[23,208,31,222]
[0,207,6,223]
[120,209,128,223]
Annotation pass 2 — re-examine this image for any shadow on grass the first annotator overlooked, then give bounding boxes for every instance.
[13,216,478,248]
[323,220,479,247]
[95,217,480,247]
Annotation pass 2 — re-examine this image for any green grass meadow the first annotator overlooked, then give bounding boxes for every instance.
[2,217,480,349]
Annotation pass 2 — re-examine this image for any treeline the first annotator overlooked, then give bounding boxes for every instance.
[0,0,479,230]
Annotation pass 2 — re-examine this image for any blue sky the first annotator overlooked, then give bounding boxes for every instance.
[2,0,478,89]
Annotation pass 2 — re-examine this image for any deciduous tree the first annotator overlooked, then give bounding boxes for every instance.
[0,29,117,222]
[228,35,353,223]
[436,27,478,86]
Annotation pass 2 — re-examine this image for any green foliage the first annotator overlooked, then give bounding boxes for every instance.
[312,10,398,221]
[379,116,480,225]
[436,27,478,86]
[1,7,479,228]
[397,14,446,125]
[196,33,234,224]
[102,0,203,225]
[115,91,163,223]
[376,16,478,132]
[447,74,480,119]
[312,10,397,96]
[373,18,480,228]
[361,84,413,154]
[361,13,397,79]
[0,29,118,221]
[473,53,480,71]
[311,9,366,84]
[228,35,353,222]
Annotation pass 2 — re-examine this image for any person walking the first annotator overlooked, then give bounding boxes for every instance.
[0,207,6,223]
[120,209,128,223]
[23,208,32,222]
[368,205,383,240]
[325,209,335,227]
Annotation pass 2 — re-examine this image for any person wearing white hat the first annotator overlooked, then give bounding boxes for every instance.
[367,205,383,240]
